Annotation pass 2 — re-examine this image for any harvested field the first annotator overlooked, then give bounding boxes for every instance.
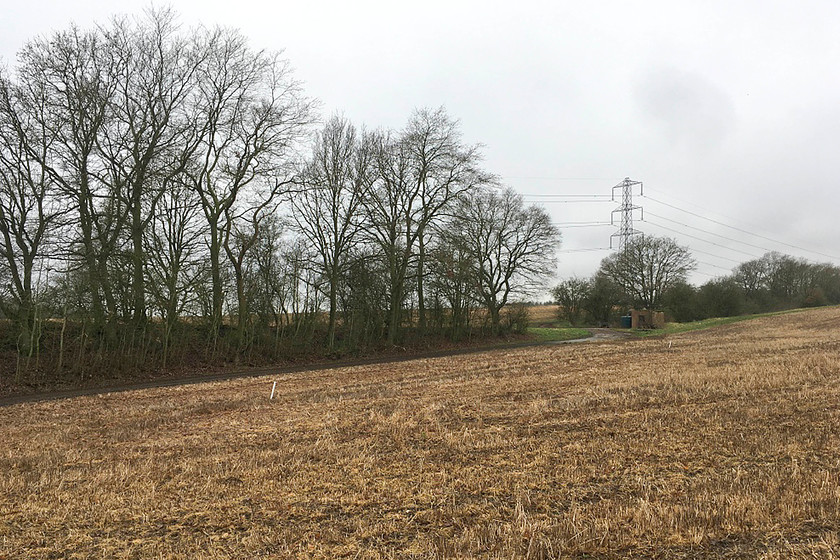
[527,304,560,327]
[1,308,840,558]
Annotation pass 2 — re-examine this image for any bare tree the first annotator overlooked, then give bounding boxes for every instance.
[362,109,490,344]
[183,27,314,343]
[0,71,68,353]
[552,277,590,326]
[221,198,281,350]
[98,9,201,328]
[337,249,389,346]
[282,238,324,341]
[10,26,126,342]
[289,116,373,350]
[583,272,625,326]
[427,232,477,338]
[249,213,293,349]
[402,107,490,332]
[453,187,560,333]
[599,235,695,309]
[145,181,205,366]
[733,257,770,299]
[361,132,416,344]
[3,6,586,372]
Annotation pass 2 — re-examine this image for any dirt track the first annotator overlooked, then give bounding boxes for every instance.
[553,327,634,343]
[0,329,629,408]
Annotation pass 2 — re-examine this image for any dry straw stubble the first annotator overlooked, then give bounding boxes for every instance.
[1,308,840,558]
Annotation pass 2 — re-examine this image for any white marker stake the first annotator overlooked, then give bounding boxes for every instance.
[270,381,277,400]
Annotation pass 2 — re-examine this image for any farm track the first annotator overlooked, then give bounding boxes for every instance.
[0,329,629,408]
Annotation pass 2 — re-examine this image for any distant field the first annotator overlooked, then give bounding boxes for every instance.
[1,308,839,558]
[526,304,559,326]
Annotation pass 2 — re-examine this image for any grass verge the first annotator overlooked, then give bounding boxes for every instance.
[624,306,821,337]
[526,327,592,342]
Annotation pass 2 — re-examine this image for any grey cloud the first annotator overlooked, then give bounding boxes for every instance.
[634,66,736,151]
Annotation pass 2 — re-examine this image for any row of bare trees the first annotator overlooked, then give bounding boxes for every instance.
[0,10,560,381]
[553,234,840,327]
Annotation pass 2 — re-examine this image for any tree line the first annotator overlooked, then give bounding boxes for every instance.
[0,10,560,383]
[554,235,840,326]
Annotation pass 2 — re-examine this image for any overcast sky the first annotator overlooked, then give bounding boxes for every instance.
[3,0,839,286]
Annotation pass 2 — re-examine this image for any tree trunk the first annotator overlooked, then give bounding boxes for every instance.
[78,187,107,337]
[327,280,338,351]
[417,233,426,334]
[130,190,146,329]
[208,222,223,346]
[490,305,501,335]
[388,281,402,345]
[235,267,249,350]
[15,299,34,355]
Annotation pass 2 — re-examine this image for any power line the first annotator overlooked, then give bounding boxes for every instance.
[642,219,764,260]
[506,176,624,181]
[695,260,732,273]
[645,212,773,254]
[645,187,771,232]
[644,193,840,262]
[557,247,612,253]
[527,179,838,277]
[681,245,745,265]
[522,193,612,198]
[554,221,613,225]
[524,198,614,204]
[645,212,839,271]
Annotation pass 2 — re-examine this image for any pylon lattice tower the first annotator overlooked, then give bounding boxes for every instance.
[610,177,644,250]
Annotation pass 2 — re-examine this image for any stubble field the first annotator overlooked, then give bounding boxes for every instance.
[1,307,839,558]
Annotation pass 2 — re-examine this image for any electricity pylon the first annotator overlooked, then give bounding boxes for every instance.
[610,177,643,250]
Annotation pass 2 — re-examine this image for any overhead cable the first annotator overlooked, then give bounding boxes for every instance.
[641,219,764,260]
[552,222,613,228]
[644,194,840,261]
[645,212,773,253]
[557,247,612,253]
